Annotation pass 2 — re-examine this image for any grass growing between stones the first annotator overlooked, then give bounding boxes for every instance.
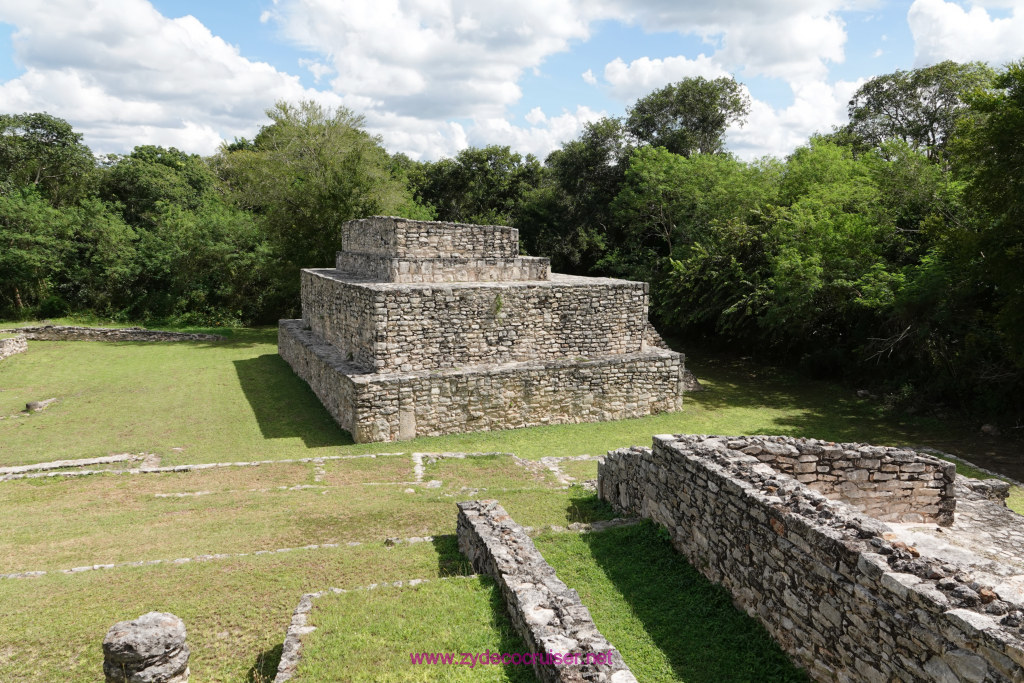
[293,577,536,683]
[534,522,810,683]
[0,458,607,574]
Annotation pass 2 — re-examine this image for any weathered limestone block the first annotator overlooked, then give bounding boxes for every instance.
[0,334,27,360]
[457,500,637,683]
[279,320,682,443]
[102,612,189,683]
[301,269,649,372]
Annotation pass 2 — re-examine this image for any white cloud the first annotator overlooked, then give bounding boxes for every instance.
[726,78,863,160]
[589,0,866,82]
[582,68,598,85]
[298,58,334,84]
[873,48,884,57]
[909,0,1024,66]
[0,0,343,154]
[367,105,604,161]
[599,54,729,102]
[269,0,592,121]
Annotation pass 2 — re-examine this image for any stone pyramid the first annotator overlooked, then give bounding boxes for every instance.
[279,216,684,442]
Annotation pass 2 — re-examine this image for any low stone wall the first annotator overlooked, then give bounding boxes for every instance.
[598,435,1024,682]
[11,326,223,342]
[279,320,682,442]
[342,216,519,259]
[457,500,637,683]
[721,435,956,525]
[0,334,27,360]
[301,269,649,372]
[335,251,550,283]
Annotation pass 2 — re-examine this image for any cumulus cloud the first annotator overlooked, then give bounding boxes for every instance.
[0,0,343,154]
[589,0,866,82]
[908,0,1024,66]
[269,0,591,121]
[726,78,862,160]
[600,54,729,101]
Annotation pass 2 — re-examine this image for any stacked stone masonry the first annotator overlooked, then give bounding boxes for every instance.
[598,434,1024,682]
[279,217,684,442]
[11,326,224,342]
[0,335,27,361]
[457,500,637,683]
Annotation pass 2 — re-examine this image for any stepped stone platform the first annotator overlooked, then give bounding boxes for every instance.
[279,217,684,443]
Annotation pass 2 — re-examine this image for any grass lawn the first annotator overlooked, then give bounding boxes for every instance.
[0,321,1021,682]
[292,577,536,683]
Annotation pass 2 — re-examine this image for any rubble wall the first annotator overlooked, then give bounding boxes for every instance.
[456,500,637,683]
[598,435,1024,682]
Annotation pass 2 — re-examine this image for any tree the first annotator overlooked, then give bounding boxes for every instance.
[624,77,750,157]
[0,112,96,207]
[215,100,427,315]
[100,146,216,227]
[517,117,630,272]
[0,188,75,315]
[950,59,1024,367]
[845,60,995,161]
[412,145,542,226]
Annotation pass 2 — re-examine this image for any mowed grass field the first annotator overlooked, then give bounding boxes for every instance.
[0,324,1020,682]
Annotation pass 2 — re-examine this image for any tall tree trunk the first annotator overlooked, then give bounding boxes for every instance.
[14,286,23,310]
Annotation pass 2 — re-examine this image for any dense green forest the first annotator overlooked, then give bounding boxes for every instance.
[2,60,1022,421]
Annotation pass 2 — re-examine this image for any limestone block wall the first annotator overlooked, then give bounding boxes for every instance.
[598,435,1024,682]
[9,326,223,342]
[342,217,519,259]
[724,435,956,525]
[300,272,379,371]
[279,321,682,442]
[0,335,27,360]
[335,251,550,283]
[457,500,637,683]
[301,270,649,373]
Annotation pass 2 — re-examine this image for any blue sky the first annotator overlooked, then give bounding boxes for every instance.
[1,0,1022,161]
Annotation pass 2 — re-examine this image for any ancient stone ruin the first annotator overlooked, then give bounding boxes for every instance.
[599,435,1024,682]
[457,499,637,683]
[0,334,27,361]
[102,611,190,683]
[279,217,684,442]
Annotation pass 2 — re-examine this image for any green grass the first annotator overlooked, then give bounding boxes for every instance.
[1,320,1022,681]
[293,577,535,683]
[0,327,993,469]
[535,523,809,683]
[0,540,474,683]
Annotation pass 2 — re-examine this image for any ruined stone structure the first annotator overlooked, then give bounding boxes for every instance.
[0,334,27,361]
[279,217,684,442]
[10,325,223,342]
[457,500,637,683]
[599,435,1024,682]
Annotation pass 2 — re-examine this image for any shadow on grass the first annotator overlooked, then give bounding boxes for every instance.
[246,643,282,683]
[431,534,474,577]
[480,574,544,683]
[233,354,355,447]
[685,353,941,445]
[575,520,808,683]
